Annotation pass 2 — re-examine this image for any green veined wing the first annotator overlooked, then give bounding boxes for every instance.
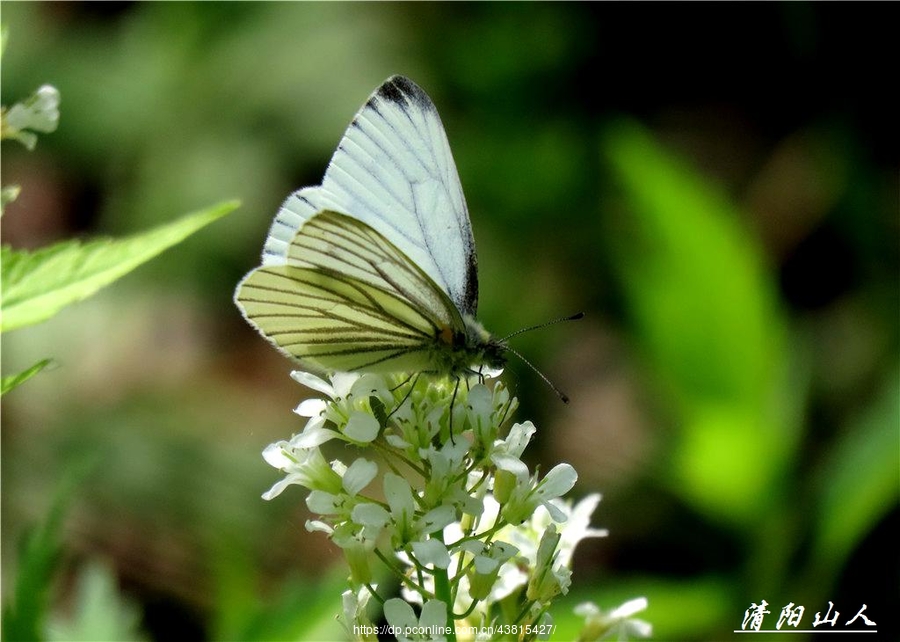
[235,210,466,374]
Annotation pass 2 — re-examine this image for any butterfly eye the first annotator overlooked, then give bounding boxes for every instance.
[438,326,455,346]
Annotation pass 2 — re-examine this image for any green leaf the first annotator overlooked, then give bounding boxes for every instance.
[1,200,238,332]
[810,367,900,580]
[601,120,794,525]
[211,541,347,642]
[2,460,94,642]
[1,357,52,396]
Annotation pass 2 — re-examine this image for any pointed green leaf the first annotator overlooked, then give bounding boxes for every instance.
[1,200,238,332]
[601,120,793,524]
[811,367,900,579]
[2,460,95,642]
[1,358,52,396]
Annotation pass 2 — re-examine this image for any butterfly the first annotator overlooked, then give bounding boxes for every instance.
[234,76,507,379]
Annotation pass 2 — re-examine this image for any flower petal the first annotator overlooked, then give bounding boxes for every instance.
[610,596,649,619]
[503,421,536,457]
[293,423,339,448]
[343,458,378,496]
[262,442,292,470]
[306,490,342,514]
[412,539,451,569]
[295,398,327,417]
[536,463,578,500]
[419,504,456,533]
[419,599,448,629]
[261,476,295,500]
[383,598,417,630]
[291,370,334,395]
[384,473,415,517]
[352,503,391,528]
[344,411,380,443]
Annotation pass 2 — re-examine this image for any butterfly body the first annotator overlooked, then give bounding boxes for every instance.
[433,315,506,377]
[235,75,504,378]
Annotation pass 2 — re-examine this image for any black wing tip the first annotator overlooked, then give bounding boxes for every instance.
[376,75,432,110]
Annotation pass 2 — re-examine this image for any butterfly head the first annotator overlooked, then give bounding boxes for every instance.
[461,316,507,373]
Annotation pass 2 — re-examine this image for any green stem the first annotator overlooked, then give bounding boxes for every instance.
[454,596,482,620]
[433,531,457,642]
[371,439,427,479]
[373,548,431,598]
[364,582,384,605]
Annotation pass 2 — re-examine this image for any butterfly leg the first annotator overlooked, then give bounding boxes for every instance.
[386,373,419,421]
[447,376,462,445]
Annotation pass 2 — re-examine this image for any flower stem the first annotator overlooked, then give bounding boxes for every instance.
[433,530,457,642]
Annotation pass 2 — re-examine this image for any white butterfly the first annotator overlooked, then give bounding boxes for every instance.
[234,76,506,377]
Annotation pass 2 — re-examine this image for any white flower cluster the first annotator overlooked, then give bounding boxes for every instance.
[263,370,648,641]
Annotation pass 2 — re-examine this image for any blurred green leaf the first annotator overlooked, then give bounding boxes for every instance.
[46,561,144,642]
[601,120,794,525]
[0,200,238,332]
[213,545,348,642]
[1,357,52,396]
[2,517,63,641]
[211,537,261,640]
[2,461,93,642]
[811,366,900,579]
[248,571,348,642]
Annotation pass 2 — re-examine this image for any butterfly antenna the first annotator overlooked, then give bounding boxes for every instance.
[499,312,584,342]
[497,312,583,403]
[502,344,571,404]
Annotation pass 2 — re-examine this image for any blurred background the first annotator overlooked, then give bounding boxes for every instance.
[2,3,897,640]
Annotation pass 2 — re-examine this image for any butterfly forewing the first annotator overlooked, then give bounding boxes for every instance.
[236,210,464,374]
[261,76,478,318]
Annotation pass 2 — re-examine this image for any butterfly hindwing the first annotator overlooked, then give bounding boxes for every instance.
[261,76,478,318]
[236,210,464,374]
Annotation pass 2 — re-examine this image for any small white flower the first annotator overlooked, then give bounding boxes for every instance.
[260,441,342,500]
[4,84,60,149]
[260,366,611,637]
[340,586,377,641]
[574,598,652,641]
[467,540,519,600]
[384,598,448,642]
[499,462,578,525]
[526,525,571,603]
[555,493,608,567]
[496,421,536,459]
